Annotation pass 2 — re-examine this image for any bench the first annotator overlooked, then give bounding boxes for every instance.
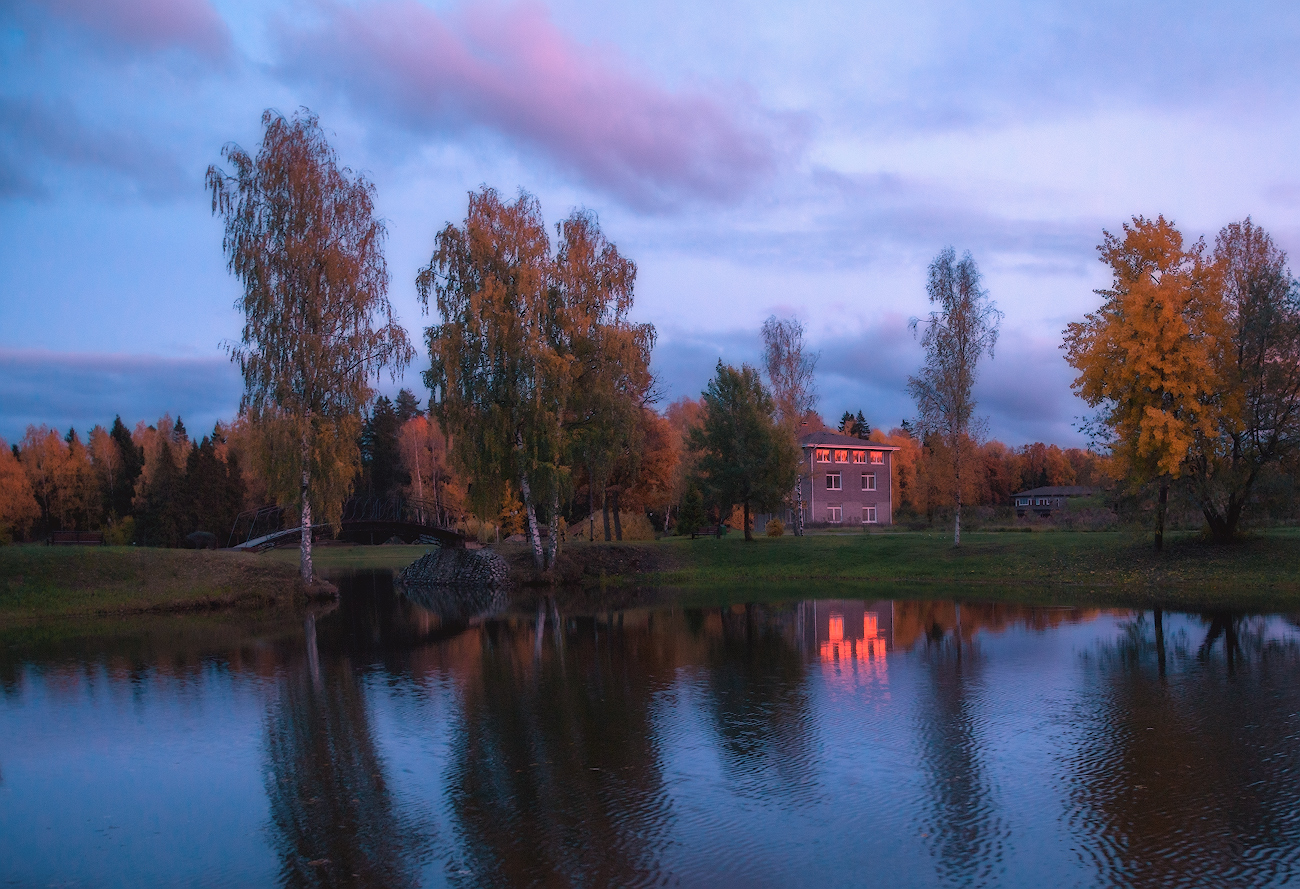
[691,524,730,539]
[49,531,106,546]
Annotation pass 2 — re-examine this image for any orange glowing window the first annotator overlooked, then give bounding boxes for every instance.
[815,448,831,463]
[852,451,867,463]
[833,449,848,463]
[870,451,884,464]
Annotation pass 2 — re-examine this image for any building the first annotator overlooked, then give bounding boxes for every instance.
[798,430,899,527]
[1012,485,1096,517]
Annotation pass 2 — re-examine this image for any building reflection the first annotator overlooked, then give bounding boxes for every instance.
[818,606,889,666]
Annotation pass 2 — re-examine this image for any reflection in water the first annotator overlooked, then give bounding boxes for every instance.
[445,611,673,888]
[913,606,1009,887]
[4,580,1300,888]
[263,614,425,888]
[1069,611,1300,888]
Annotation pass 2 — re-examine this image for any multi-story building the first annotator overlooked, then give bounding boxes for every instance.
[797,430,899,527]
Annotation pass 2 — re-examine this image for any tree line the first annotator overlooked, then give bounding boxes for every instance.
[6,108,1300,563]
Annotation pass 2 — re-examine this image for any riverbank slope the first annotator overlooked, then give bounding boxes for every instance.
[0,546,308,621]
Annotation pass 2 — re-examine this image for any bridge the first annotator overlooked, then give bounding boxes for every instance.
[228,496,467,551]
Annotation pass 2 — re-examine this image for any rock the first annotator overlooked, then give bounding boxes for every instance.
[398,546,510,590]
[397,547,510,622]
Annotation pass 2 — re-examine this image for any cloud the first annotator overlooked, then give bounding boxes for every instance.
[0,97,190,199]
[0,350,243,442]
[33,0,232,61]
[275,0,799,208]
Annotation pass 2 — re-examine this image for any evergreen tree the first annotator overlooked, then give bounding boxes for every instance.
[109,416,143,518]
[361,396,406,497]
[394,388,424,422]
[136,438,185,546]
[676,481,706,538]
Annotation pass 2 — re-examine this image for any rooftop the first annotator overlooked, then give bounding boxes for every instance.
[1013,486,1097,498]
[798,430,900,450]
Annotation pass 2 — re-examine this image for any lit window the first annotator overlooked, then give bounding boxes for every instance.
[852,451,866,464]
[815,448,831,463]
[828,506,842,523]
[869,451,884,464]
[862,473,875,491]
[863,506,877,523]
[826,473,841,490]
[833,449,848,463]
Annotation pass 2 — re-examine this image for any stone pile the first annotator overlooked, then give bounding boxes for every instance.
[397,546,510,590]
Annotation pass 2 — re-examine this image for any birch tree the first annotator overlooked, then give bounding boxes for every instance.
[908,247,1001,547]
[761,316,818,535]
[208,109,413,583]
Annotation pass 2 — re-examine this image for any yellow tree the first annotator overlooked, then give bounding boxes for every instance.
[1064,216,1229,549]
[208,110,412,583]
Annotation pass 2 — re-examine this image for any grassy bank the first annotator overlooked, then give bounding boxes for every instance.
[648,528,1300,611]
[0,546,307,621]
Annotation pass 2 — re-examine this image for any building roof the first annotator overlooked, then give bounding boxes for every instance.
[1013,486,1097,498]
[798,429,900,450]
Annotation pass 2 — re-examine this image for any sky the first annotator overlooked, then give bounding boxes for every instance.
[3,0,1300,447]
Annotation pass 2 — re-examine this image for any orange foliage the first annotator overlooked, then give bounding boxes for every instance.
[0,437,40,542]
[1064,215,1230,482]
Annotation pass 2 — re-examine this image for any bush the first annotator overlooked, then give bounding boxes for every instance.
[765,517,784,537]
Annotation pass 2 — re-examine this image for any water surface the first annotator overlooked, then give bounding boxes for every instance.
[3,571,1299,888]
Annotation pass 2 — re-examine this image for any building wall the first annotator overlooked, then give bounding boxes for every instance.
[800,446,893,527]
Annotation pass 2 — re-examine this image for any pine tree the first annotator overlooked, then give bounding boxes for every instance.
[394,388,424,423]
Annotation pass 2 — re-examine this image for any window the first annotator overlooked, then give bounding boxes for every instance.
[815,448,831,463]
[826,473,841,490]
[828,506,842,524]
[1016,498,1028,506]
[852,451,867,464]
[862,473,876,491]
[1036,497,1048,506]
[869,451,884,465]
[863,506,877,523]
[833,449,848,463]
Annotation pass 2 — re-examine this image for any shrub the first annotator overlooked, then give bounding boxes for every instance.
[765,517,784,537]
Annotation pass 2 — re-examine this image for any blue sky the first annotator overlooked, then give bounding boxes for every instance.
[3,0,1299,445]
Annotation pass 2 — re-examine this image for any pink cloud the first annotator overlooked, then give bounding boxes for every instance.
[279,1,797,207]
[40,0,232,60]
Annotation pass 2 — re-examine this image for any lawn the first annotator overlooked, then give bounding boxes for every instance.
[5,528,1299,621]
[0,545,305,621]
[650,528,1300,611]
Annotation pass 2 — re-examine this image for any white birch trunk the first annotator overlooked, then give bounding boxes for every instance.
[518,470,545,571]
[300,428,313,584]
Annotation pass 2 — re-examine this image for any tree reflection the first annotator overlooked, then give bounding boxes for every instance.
[1068,611,1300,887]
[263,616,423,888]
[912,606,1008,887]
[703,603,818,802]
[444,611,673,888]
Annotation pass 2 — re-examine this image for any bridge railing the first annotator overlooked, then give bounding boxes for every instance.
[229,496,465,548]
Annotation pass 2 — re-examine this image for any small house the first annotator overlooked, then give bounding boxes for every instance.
[1012,485,1096,518]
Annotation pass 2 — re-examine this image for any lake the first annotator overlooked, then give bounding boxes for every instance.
[3,570,1299,888]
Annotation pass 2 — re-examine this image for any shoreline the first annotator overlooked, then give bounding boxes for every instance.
[4,528,1300,623]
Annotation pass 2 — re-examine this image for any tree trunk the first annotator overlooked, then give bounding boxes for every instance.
[588,464,595,543]
[1154,482,1169,552]
[794,476,804,537]
[743,500,753,542]
[952,440,962,547]
[545,486,561,570]
[518,470,545,571]
[300,427,313,584]
[602,490,612,542]
[611,489,623,541]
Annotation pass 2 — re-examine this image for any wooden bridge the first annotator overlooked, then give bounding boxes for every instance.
[228,496,466,551]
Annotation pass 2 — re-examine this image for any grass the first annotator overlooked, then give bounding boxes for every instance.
[646,528,1300,611]
[5,528,1300,622]
[0,545,306,621]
